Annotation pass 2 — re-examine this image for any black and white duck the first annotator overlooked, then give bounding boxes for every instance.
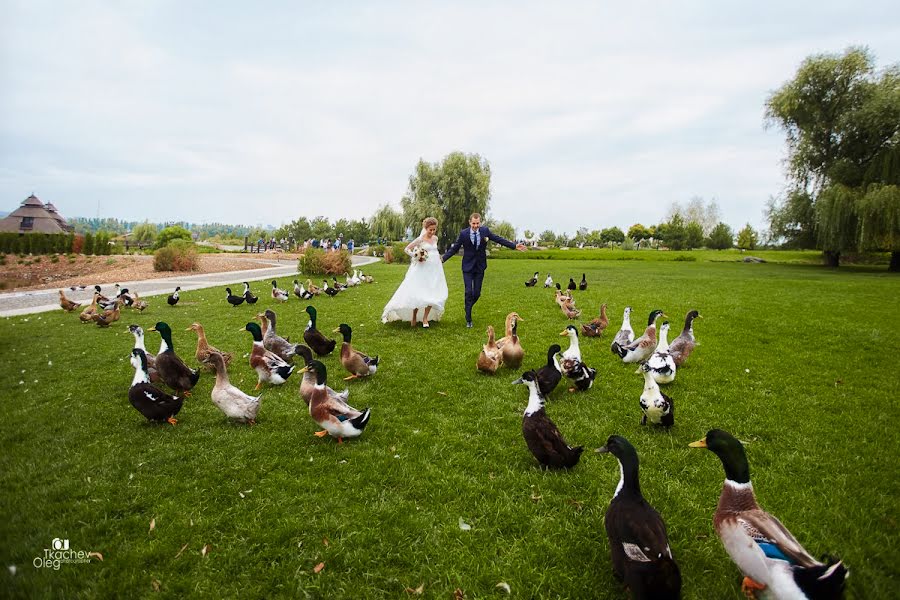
[646,321,676,384]
[128,349,183,426]
[534,344,563,397]
[303,305,336,356]
[669,310,701,367]
[544,274,553,288]
[613,309,666,364]
[322,280,340,297]
[513,370,583,469]
[225,287,245,307]
[689,430,848,600]
[149,321,200,396]
[167,286,181,306]
[637,363,674,427]
[611,306,635,355]
[242,281,258,304]
[271,280,289,302]
[525,271,539,287]
[596,435,681,599]
[128,324,159,383]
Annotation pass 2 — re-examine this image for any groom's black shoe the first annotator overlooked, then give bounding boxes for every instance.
[466,321,473,328]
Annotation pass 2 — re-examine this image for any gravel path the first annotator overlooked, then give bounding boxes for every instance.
[0,256,379,317]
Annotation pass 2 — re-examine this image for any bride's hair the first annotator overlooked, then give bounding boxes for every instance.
[422,217,438,229]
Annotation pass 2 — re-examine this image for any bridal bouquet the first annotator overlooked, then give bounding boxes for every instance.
[412,247,428,263]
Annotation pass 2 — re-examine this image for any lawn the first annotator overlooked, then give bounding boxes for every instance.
[0,258,897,598]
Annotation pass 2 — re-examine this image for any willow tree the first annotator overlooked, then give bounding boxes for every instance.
[766,47,900,268]
[370,204,405,241]
[401,152,491,248]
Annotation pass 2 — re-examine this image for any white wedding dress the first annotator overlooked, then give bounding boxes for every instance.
[381,237,448,324]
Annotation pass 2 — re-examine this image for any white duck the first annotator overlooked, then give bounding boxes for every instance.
[610,306,635,355]
[646,321,677,384]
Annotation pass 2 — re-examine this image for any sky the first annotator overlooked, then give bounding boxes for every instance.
[1,1,898,235]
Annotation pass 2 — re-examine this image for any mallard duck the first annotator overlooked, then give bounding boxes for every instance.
[322,280,340,297]
[303,360,371,443]
[495,312,525,369]
[305,279,321,295]
[242,322,294,389]
[295,344,350,406]
[637,362,674,427]
[611,306,635,354]
[242,281,258,304]
[271,280,289,302]
[476,325,502,373]
[689,430,849,600]
[225,287,245,307]
[544,274,553,288]
[187,322,233,372]
[202,351,261,424]
[669,310,701,367]
[303,306,336,357]
[79,293,99,322]
[128,324,160,383]
[259,309,301,362]
[58,289,81,312]
[167,286,181,306]
[596,435,681,598]
[525,271,539,287]
[578,273,587,291]
[149,322,200,396]
[535,344,563,397]
[646,322,676,384]
[333,324,379,380]
[582,303,609,337]
[132,291,148,313]
[513,370,583,469]
[128,349,183,425]
[613,309,666,364]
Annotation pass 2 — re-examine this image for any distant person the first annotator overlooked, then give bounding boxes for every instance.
[347,239,355,254]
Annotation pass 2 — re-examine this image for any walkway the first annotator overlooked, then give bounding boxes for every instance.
[0,255,379,317]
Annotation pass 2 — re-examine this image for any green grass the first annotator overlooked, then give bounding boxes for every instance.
[1,259,898,598]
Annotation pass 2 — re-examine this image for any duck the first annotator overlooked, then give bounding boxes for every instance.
[689,430,849,600]
[293,279,314,300]
[242,281,258,304]
[348,270,362,286]
[149,321,200,396]
[544,274,553,288]
[567,277,577,291]
[333,324,379,380]
[513,370,583,469]
[559,324,582,362]
[611,306,635,354]
[58,289,81,312]
[525,271,539,287]
[115,284,135,307]
[646,322,677,384]
[332,276,348,291]
[202,351,261,425]
[128,349,183,426]
[242,322,294,389]
[92,299,121,327]
[131,291,148,313]
[94,285,114,309]
[637,362,674,427]
[669,310,701,367]
[79,293,99,322]
[559,326,597,392]
[187,322,233,372]
[613,309,666,364]
[167,286,181,306]
[582,303,609,337]
[322,280,340,297]
[596,435,682,598]
[495,312,525,369]
[303,360,371,443]
[303,305,336,356]
[555,290,581,319]
[578,273,588,291]
[259,309,302,362]
[360,272,374,284]
[534,344,563,397]
[476,325,503,373]
[225,287,245,307]
[305,279,321,295]
[271,280,289,302]
[128,324,160,383]
[296,345,350,406]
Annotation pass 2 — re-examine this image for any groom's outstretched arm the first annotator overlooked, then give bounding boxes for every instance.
[442,231,464,263]
[484,228,520,250]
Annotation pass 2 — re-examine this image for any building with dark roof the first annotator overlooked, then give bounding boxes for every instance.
[0,195,74,234]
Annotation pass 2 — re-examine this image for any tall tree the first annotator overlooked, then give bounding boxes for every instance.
[370,204,405,241]
[766,47,900,268]
[684,222,704,249]
[401,152,491,247]
[707,222,734,250]
[600,226,625,244]
[737,224,759,250]
[627,223,651,241]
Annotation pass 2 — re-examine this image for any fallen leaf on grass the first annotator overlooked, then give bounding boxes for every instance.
[404,583,425,594]
[496,582,511,594]
[458,517,471,531]
[437,391,448,396]
[151,580,161,592]
[454,588,465,600]
[313,562,325,574]
[149,518,156,533]
[88,552,103,561]
[174,544,188,559]
[323,537,329,547]
[201,544,211,557]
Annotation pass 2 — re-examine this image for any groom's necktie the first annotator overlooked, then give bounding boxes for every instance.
[470,228,480,249]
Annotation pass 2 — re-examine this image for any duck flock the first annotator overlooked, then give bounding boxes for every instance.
[55,267,848,599]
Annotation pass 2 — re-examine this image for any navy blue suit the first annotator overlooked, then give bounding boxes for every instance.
[442,226,517,323]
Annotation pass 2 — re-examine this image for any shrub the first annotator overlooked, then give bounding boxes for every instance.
[50,255,59,263]
[298,248,352,275]
[154,240,199,272]
[155,225,192,249]
[71,235,84,254]
[83,233,95,255]
[386,242,411,265]
[368,244,386,257]
[673,255,697,262]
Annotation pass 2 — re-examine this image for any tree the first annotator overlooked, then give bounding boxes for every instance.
[684,197,722,236]
[523,229,534,240]
[539,230,556,245]
[627,223,651,241]
[737,224,759,250]
[155,225,192,249]
[707,222,734,249]
[310,216,333,239]
[486,219,516,241]
[600,226,625,244]
[765,46,900,268]
[684,222,704,249]
[401,152,491,247]
[658,214,686,249]
[370,204,405,241]
[131,222,157,243]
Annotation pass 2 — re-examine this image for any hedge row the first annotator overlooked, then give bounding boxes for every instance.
[0,232,74,255]
[298,248,352,275]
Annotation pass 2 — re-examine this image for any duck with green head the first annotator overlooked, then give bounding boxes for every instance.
[148,321,200,396]
[301,360,370,443]
[242,322,294,390]
[303,305,336,356]
[689,429,848,599]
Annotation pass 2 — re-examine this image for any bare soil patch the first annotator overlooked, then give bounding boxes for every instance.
[0,252,302,292]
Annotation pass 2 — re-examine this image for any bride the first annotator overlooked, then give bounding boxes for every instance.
[381,217,448,328]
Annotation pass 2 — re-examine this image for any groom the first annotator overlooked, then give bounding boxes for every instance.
[442,212,526,328]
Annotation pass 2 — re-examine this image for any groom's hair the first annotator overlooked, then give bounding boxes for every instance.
[469,212,482,221]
